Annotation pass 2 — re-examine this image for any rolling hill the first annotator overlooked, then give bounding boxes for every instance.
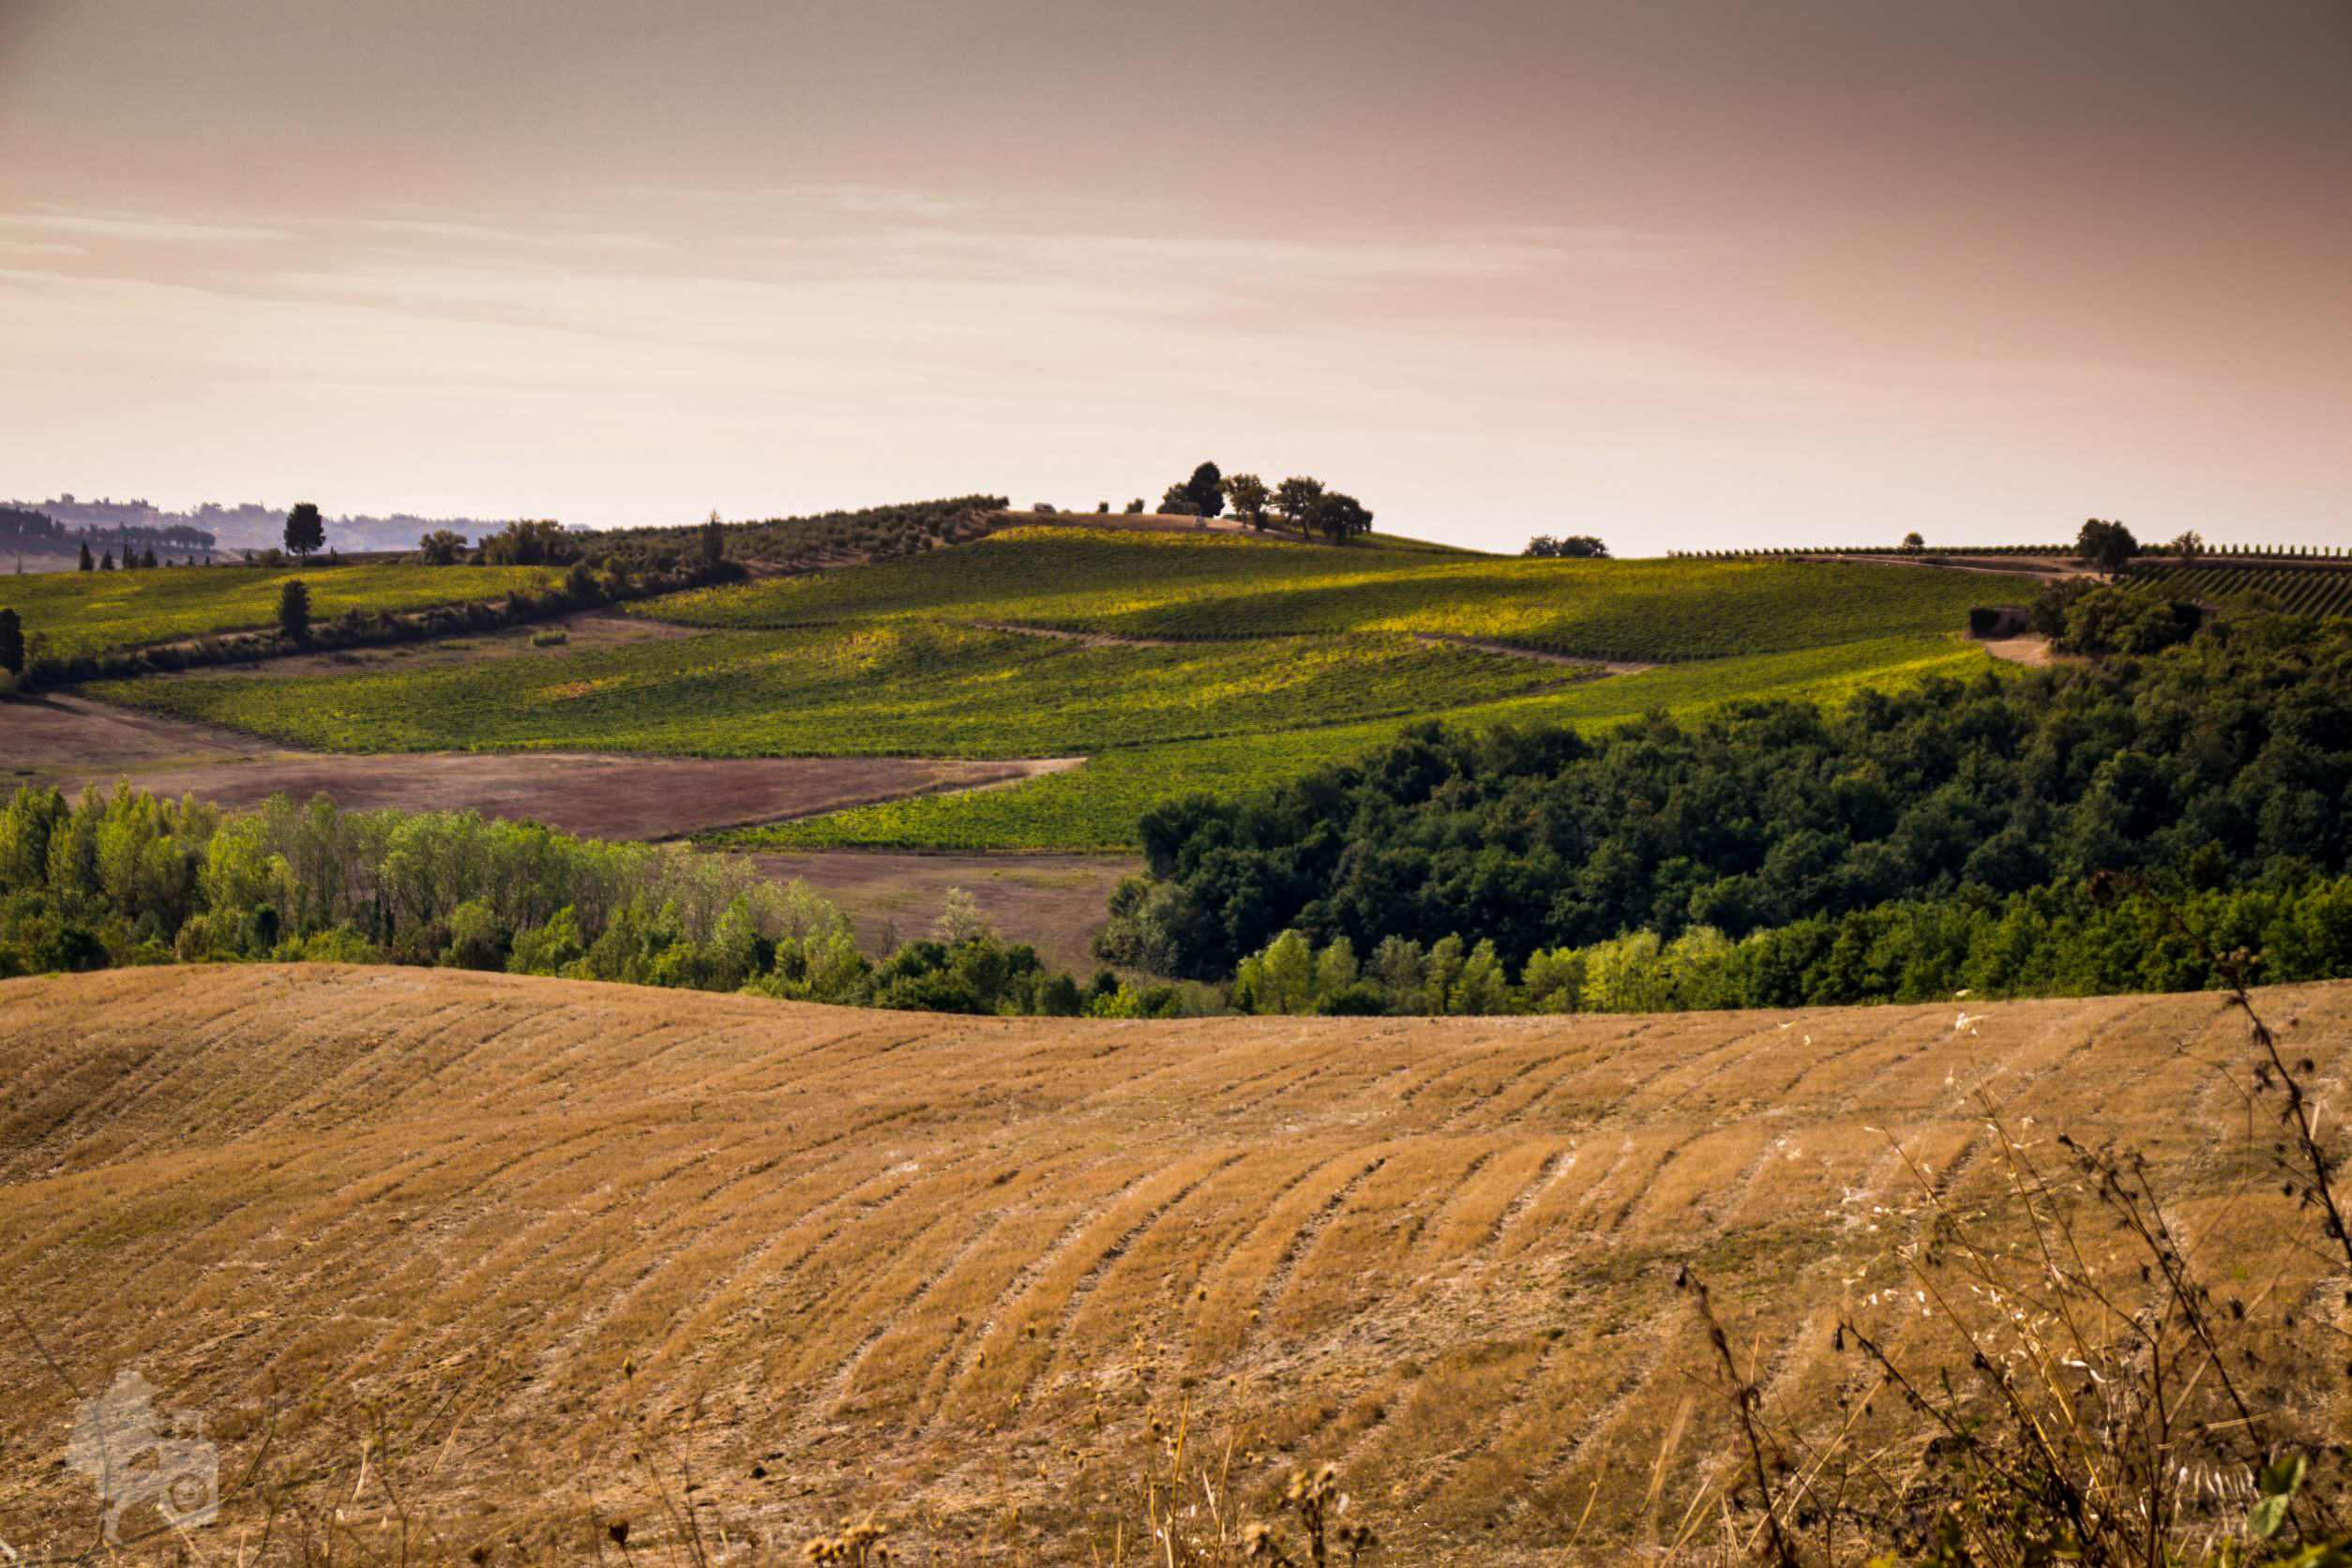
[2,963,2337,1563]
[74,528,2011,852]
[0,561,566,662]
[642,526,1998,663]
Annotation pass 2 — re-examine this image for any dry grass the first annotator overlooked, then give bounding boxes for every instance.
[1,965,2344,1563]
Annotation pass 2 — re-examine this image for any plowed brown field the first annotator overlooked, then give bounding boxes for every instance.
[1,966,2341,1563]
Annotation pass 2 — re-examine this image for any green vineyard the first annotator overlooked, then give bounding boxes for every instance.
[642,527,1998,663]
[0,561,565,661]
[724,634,1994,851]
[2131,562,2352,618]
[94,622,1570,761]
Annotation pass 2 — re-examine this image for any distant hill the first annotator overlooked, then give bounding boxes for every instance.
[5,493,518,557]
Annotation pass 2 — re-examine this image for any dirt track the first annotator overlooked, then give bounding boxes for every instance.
[9,692,1078,839]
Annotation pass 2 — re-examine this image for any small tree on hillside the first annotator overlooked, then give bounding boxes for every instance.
[140,545,158,568]
[0,607,23,676]
[2169,529,2205,562]
[1224,473,1270,531]
[2076,517,2138,577]
[1305,490,1374,544]
[417,529,467,565]
[1182,460,1226,519]
[278,578,310,641]
[1271,476,1325,531]
[284,502,325,560]
[1123,498,1144,514]
[77,541,92,571]
[1901,530,1925,551]
[99,549,114,571]
[700,510,726,567]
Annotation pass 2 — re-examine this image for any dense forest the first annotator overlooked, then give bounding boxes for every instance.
[0,786,1178,1018]
[1098,614,2352,1005]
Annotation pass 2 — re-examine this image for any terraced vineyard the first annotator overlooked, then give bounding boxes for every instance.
[0,561,565,660]
[2,964,2336,1563]
[92,623,1568,759]
[2132,560,2352,617]
[646,527,1998,662]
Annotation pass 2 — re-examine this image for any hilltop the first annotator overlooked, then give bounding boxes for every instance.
[2,963,2339,1562]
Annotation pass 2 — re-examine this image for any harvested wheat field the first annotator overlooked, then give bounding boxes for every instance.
[2,966,2344,1563]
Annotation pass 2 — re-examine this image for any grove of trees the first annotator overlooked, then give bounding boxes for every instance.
[1151,466,1377,543]
[1523,534,1609,558]
[0,786,1177,1018]
[2076,516,2138,576]
[1098,613,2352,998]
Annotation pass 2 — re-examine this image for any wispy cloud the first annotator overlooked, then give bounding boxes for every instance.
[356,216,666,252]
[0,204,295,243]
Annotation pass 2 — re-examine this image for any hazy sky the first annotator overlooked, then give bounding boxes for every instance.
[1,1,2346,552]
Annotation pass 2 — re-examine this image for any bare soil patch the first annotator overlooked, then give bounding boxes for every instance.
[10,691,1078,839]
[1980,633,2058,666]
[745,848,1139,970]
[7,691,271,776]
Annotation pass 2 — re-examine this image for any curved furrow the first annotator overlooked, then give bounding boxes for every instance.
[1414,1140,1565,1266]
[977,1151,1250,1425]
[907,1157,1168,1435]
[820,1148,1125,1421]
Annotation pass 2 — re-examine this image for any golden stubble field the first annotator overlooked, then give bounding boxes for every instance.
[1,966,2343,1563]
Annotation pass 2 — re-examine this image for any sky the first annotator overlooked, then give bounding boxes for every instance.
[0,0,2346,554]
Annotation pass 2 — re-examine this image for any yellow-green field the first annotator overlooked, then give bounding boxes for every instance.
[646,527,2000,663]
[0,561,562,660]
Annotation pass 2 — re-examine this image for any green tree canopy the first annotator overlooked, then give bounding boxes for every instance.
[1271,476,1324,531]
[1182,461,1226,519]
[284,502,325,559]
[277,578,310,641]
[1304,490,1373,544]
[2076,517,2137,577]
[1224,474,1270,530]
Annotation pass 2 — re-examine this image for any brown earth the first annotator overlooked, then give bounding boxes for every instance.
[746,849,1140,971]
[9,691,1079,840]
[1,964,2340,1563]
[1979,633,2058,666]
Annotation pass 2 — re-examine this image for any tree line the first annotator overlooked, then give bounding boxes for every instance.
[1125,462,1376,544]
[1210,869,2352,1015]
[1095,612,2352,989]
[0,785,1182,1018]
